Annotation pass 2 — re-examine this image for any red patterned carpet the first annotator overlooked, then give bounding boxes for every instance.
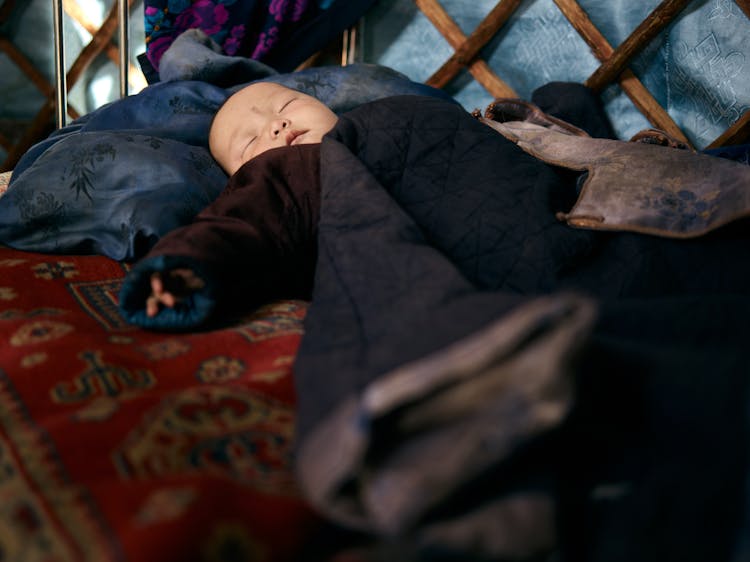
[0,243,325,561]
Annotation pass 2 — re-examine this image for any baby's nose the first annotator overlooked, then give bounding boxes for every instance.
[272,119,290,137]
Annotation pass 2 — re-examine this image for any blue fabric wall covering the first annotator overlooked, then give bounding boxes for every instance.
[361,0,750,149]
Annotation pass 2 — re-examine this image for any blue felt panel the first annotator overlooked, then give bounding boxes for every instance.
[361,0,750,148]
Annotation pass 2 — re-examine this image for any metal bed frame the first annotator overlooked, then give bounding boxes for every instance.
[0,0,140,171]
[52,0,130,129]
[48,1,357,127]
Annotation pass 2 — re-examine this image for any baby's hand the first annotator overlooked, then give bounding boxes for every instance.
[146,268,205,318]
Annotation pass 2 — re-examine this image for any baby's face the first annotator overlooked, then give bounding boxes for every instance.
[209,82,339,175]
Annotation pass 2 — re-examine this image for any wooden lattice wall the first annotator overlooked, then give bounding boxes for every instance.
[413,0,750,149]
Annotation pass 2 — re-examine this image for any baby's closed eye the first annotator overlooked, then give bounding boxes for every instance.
[279,98,297,112]
[241,136,257,160]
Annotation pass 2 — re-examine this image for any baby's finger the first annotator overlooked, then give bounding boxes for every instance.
[150,272,164,296]
[146,295,160,318]
[160,292,177,308]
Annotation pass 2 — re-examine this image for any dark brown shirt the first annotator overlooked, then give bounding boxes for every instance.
[145,143,321,310]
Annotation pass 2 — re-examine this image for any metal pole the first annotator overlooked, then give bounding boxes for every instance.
[340,20,361,66]
[118,0,129,97]
[52,0,67,128]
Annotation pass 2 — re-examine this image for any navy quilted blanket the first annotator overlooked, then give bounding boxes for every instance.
[292,93,750,561]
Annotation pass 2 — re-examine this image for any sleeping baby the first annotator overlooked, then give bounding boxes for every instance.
[119,79,750,330]
[138,81,339,322]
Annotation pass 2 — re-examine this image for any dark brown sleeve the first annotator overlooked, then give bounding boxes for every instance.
[146,143,321,309]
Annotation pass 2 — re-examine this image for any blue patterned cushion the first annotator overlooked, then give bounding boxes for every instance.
[2,133,226,260]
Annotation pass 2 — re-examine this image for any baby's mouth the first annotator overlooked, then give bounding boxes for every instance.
[286,130,306,145]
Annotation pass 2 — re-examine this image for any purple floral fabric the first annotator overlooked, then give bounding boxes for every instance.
[144,0,326,72]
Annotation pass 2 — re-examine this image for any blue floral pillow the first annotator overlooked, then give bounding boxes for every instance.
[3,132,226,260]
[2,63,454,261]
